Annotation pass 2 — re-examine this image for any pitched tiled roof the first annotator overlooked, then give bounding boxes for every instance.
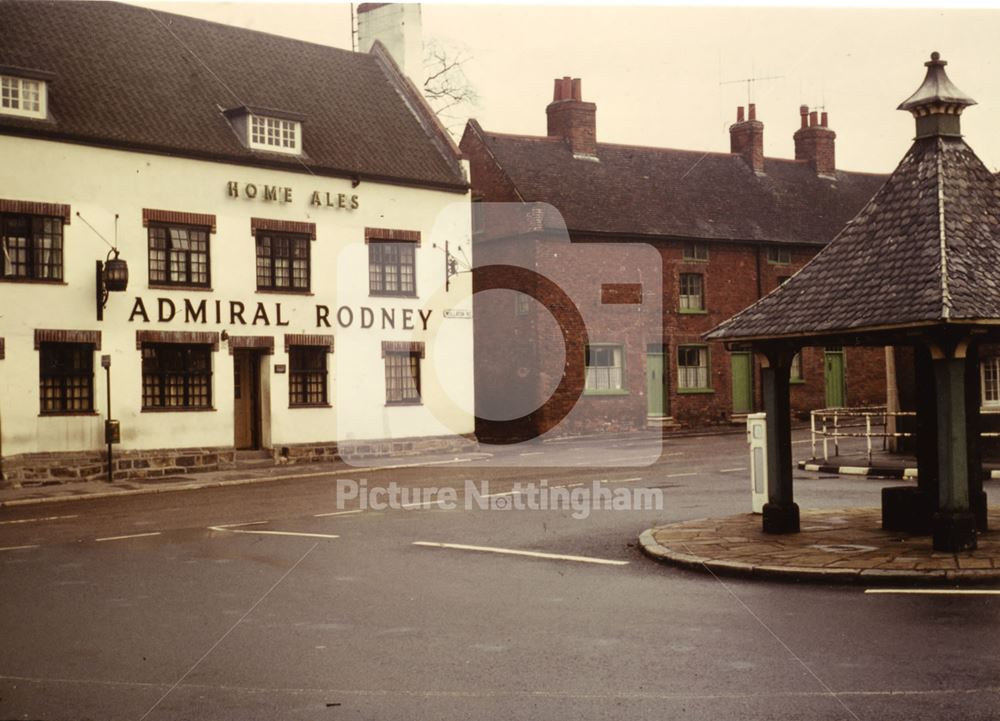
[707,135,1000,341]
[463,120,886,244]
[0,1,466,191]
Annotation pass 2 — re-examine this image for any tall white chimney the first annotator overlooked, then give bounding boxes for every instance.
[357,3,424,82]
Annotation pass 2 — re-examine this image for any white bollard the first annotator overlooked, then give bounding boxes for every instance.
[747,413,768,514]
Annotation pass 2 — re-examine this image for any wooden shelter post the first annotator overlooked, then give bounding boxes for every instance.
[964,341,988,532]
[931,340,977,552]
[758,345,799,534]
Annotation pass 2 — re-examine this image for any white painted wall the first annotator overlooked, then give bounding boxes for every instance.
[0,135,474,457]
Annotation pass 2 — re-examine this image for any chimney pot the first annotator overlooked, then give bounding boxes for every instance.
[546,76,597,155]
[794,107,836,175]
[730,104,764,174]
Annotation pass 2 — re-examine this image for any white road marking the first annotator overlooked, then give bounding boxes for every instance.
[400,500,452,510]
[0,514,78,525]
[95,532,162,542]
[0,544,39,552]
[606,477,642,484]
[566,483,585,488]
[213,521,269,528]
[313,510,364,518]
[413,541,629,566]
[208,526,339,540]
[477,490,520,499]
[666,472,697,478]
[791,439,812,445]
[519,451,544,457]
[598,456,660,465]
[719,467,747,473]
[864,589,1000,596]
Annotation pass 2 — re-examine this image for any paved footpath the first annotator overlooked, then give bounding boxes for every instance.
[641,507,1000,585]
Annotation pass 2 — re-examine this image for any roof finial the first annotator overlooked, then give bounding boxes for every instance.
[897,51,976,138]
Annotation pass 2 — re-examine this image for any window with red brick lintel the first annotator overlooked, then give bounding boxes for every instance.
[367,228,420,298]
[2,211,64,281]
[39,342,95,414]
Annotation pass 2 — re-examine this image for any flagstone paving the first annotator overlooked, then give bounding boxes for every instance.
[639,508,1000,584]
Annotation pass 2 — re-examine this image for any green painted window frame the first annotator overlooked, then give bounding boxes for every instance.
[679,273,706,313]
[981,357,1000,407]
[514,291,530,316]
[584,343,629,396]
[682,242,709,262]
[766,246,791,265]
[677,344,713,393]
[790,351,805,385]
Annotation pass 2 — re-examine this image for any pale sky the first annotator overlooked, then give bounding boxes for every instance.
[143,2,1000,174]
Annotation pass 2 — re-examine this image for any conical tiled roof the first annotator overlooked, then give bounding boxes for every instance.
[708,55,1000,342]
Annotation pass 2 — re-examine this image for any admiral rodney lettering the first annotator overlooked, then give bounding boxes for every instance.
[127,296,433,331]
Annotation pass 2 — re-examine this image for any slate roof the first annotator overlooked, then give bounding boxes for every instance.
[707,134,1000,341]
[462,120,887,245]
[0,1,466,191]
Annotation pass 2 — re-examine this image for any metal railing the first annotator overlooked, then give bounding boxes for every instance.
[810,406,1000,463]
[810,406,914,463]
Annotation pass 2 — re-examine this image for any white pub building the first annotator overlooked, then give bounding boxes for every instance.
[0,2,475,484]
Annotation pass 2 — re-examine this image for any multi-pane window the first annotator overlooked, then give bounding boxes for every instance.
[982,358,1000,406]
[1,213,63,280]
[256,231,310,291]
[369,241,416,296]
[289,346,328,406]
[141,343,212,409]
[791,352,803,382]
[515,292,531,316]
[148,224,210,286]
[679,273,705,311]
[249,115,300,154]
[682,242,709,261]
[0,75,45,118]
[767,246,791,265]
[385,351,421,404]
[585,345,624,391]
[39,342,93,414]
[678,346,710,390]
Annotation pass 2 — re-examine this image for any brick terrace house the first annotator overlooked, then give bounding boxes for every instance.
[461,77,890,438]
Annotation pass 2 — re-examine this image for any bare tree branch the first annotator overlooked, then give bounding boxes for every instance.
[422,39,479,135]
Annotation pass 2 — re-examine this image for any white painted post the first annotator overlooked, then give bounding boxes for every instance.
[866,414,872,464]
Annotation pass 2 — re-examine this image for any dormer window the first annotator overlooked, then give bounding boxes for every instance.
[223,105,304,156]
[250,115,299,154]
[0,68,52,120]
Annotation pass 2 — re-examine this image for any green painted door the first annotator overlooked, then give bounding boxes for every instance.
[731,352,752,413]
[824,349,846,408]
[646,352,665,416]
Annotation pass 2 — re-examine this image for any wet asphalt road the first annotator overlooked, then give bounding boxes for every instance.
[1,431,999,721]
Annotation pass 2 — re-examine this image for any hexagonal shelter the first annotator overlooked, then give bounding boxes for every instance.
[707,53,1000,552]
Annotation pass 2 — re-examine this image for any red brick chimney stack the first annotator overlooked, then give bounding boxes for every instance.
[546,76,597,156]
[729,104,765,174]
[794,105,836,176]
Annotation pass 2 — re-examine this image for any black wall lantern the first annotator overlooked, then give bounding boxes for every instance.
[96,248,129,321]
[79,212,129,321]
